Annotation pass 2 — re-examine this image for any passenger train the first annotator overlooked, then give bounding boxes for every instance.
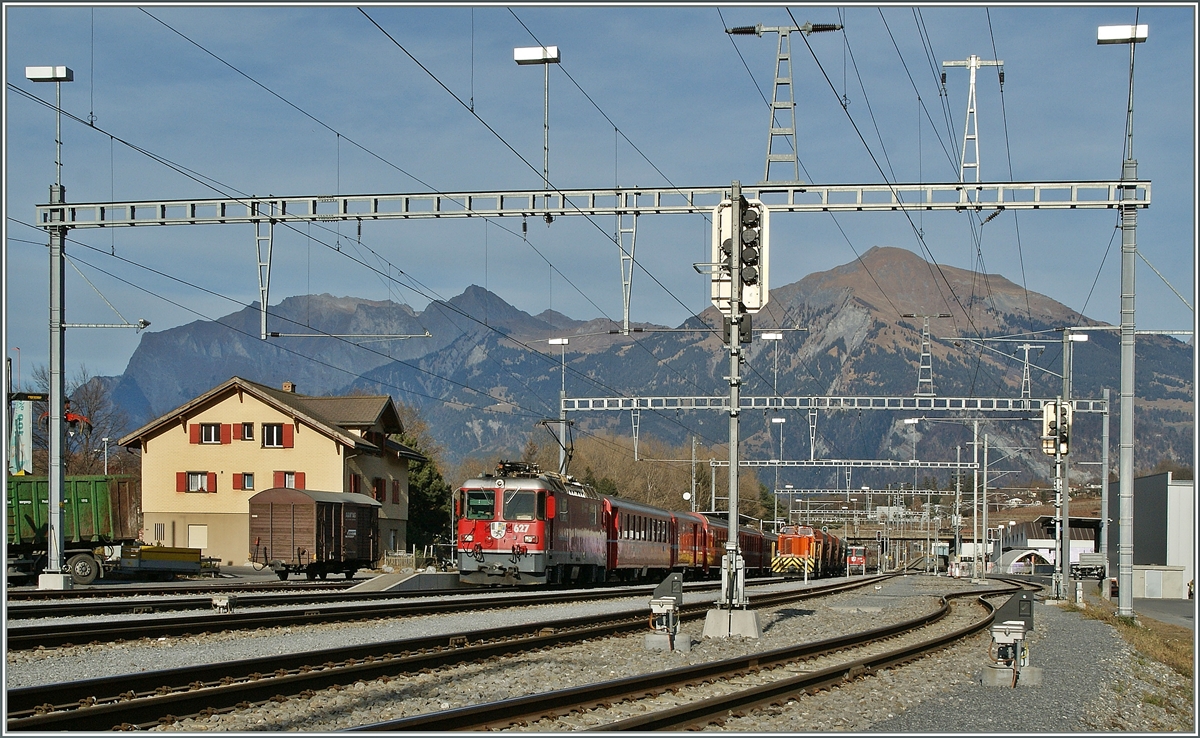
[454,461,833,587]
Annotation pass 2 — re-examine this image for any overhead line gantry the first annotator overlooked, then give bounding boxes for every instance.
[38,179,1149,340]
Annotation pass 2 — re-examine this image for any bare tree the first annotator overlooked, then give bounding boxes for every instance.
[29,363,136,475]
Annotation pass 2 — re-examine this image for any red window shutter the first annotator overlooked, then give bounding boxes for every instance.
[189,424,200,444]
[221,424,232,444]
[207,472,217,492]
[282,424,294,448]
[349,474,359,495]
[274,471,285,488]
[232,423,243,441]
[295,472,305,490]
[177,472,187,492]
[233,473,243,490]
[392,480,400,504]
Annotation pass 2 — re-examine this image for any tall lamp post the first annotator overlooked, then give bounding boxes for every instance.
[1097,22,1146,619]
[26,65,74,590]
[514,46,560,196]
[771,416,785,531]
[549,337,569,474]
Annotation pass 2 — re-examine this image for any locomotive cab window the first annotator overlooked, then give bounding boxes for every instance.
[465,490,495,520]
[503,490,538,521]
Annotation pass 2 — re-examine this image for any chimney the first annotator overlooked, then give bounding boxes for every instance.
[282,381,296,393]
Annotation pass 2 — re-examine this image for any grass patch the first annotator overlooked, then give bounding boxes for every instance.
[1067,597,1194,680]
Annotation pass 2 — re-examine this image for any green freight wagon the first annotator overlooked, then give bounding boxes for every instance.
[5,475,203,584]
[6,475,140,584]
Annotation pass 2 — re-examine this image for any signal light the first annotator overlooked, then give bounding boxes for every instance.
[710,196,770,314]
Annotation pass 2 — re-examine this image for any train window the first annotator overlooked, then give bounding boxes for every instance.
[465,490,495,520]
[503,490,538,521]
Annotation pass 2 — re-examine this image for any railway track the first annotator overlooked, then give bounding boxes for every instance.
[5,575,790,620]
[5,575,894,731]
[353,580,1024,732]
[4,578,357,601]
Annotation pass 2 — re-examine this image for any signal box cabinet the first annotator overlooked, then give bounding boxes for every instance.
[248,487,382,579]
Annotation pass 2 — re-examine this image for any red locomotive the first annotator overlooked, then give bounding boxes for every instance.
[455,461,775,586]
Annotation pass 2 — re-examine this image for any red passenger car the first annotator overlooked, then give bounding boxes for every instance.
[602,497,674,581]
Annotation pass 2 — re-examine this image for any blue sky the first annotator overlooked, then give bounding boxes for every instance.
[4,4,1196,381]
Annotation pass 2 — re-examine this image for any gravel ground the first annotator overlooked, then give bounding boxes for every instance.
[7,575,1193,732]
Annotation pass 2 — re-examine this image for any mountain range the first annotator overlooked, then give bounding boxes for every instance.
[107,247,1193,487]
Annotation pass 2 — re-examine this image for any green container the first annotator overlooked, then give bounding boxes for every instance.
[6,475,141,547]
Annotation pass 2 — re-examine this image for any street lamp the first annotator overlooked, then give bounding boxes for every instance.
[1098,21,1146,619]
[771,416,786,530]
[514,45,560,198]
[102,437,110,475]
[26,64,74,591]
[761,331,783,394]
[549,337,569,473]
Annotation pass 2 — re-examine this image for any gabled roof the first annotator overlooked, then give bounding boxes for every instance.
[117,377,424,462]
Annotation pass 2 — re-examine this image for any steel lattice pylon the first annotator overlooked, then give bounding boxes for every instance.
[942,54,1003,185]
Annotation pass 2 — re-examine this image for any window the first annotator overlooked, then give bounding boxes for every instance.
[241,422,254,440]
[188,472,209,492]
[153,523,165,544]
[273,471,304,489]
[263,424,284,448]
[373,477,386,502]
[465,490,495,520]
[200,423,221,444]
[242,473,254,490]
[391,480,401,505]
[502,490,537,521]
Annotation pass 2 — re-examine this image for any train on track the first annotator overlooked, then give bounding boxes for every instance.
[455,461,782,587]
[771,524,848,579]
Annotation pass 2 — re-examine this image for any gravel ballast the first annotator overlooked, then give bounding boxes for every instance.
[6,575,1192,732]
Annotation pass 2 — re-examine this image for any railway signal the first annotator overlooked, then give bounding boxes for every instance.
[710,197,769,314]
[1041,401,1071,455]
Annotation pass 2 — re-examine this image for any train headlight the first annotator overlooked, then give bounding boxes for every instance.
[462,534,474,543]
[523,535,538,544]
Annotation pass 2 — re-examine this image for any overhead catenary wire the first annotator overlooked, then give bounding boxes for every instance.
[9,73,727,440]
[7,89,729,458]
[789,8,987,347]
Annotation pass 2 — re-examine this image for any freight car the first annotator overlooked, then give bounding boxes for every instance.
[248,487,382,580]
[6,475,204,584]
[455,461,775,587]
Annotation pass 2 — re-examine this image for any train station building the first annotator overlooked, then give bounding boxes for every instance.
[118,377,424,567]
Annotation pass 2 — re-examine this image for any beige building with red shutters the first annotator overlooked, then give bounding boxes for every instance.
[119,377,423,567]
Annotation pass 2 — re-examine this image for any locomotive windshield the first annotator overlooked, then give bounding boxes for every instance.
[464,490,496,520]
[502,490,539,521]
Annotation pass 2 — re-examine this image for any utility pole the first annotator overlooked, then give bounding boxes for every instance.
[971,419,980,582]
[724,21,842,184]
[690,435,698,513]
[903,313,951,396]
[26,65,75,590]
[703,180,769,639]
[941,54,1003,184]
